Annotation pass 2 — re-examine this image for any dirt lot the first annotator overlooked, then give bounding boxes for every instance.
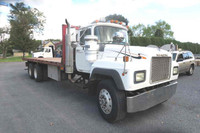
[0,62,199,133]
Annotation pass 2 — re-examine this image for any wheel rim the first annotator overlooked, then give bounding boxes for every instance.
[99,89,112,114]
[190,67,193,74]
[28,67,32,76]
[34,67,37,79]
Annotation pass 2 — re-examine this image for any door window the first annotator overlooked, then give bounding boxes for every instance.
[187,52,194,59]
[177,54,184,62]
[45,49,50,53]
[183,53,189,60]
[80,28,91,45]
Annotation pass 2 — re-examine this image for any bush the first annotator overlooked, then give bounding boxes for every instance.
[130,36,200,54]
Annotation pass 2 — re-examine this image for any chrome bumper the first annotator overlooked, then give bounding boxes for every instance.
[127,81,177,113]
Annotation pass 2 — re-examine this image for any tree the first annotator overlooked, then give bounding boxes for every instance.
[46,39,61,42]
[132,24,145,37]
[9,2,45,57]
[105,14,129,25]
[151,20,174,39]
[143,25,153,37]
[154,29,164,38]
[127,27,133,37]
[131,20,174,39]
[0,27,11,58]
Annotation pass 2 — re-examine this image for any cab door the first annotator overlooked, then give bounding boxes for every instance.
[75,28,92,73]
[44,48,52,57]
[183,53,190,71]
[177,53,185,73]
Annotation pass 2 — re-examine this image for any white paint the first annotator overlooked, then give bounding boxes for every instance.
[32,47,53,58]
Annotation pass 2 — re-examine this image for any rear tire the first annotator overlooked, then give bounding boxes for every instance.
[187,65,194,76]
[34,64,44,82]
[97,79,126,123]
[28,63,34,79]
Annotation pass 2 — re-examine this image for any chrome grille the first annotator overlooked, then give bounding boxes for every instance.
[151,57,171,83]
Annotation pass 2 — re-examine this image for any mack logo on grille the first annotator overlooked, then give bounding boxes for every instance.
[156,54,168,57]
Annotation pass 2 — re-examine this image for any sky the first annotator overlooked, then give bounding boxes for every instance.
[0,0,200,43]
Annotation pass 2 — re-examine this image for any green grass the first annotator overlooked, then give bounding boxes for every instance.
[0,55,31,62]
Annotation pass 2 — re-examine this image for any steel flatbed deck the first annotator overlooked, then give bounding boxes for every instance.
[23,57,62,67]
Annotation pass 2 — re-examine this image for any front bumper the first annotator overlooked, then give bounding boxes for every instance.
[127,80,177,113]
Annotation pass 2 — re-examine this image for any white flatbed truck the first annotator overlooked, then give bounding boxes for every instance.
[23,19,179,122]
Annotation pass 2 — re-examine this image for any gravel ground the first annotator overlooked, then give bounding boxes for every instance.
[0,62,199,133]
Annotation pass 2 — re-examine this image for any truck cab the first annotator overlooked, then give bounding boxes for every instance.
[75,22,128,73]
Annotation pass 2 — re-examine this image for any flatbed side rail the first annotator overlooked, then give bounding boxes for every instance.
[22,57,63,67]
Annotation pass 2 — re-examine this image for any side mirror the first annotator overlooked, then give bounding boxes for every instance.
[71,41,78,48]
[112,32,125,43]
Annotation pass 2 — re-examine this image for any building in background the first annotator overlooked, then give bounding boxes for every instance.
[12,49,29,57]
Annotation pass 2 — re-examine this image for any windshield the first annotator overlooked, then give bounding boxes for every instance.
[36,48,44,52]
[94,26,128,45]
[172,53,177,61]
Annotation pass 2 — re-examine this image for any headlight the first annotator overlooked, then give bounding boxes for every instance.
[134,70,146,83]
[173,66,179,75]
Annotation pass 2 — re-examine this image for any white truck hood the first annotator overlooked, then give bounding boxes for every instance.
[101,45,171,60]
[91,44,177,91]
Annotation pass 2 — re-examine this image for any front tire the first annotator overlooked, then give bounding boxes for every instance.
[97,79,126,123]
[34,64,43,82]
[187,65,194,75]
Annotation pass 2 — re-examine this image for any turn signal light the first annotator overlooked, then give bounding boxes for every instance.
[123,56,129,62]
[60,66,64,71]
[115,20,118,23]
[110,20,114,23]
[141,56,147,59]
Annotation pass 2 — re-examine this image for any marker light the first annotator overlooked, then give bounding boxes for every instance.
[141,56,147,59]
[60,66,64,71]
[110,20,114,23]
[123,56,129,62]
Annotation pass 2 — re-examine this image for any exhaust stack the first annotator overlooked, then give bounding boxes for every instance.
[65,19,74,74]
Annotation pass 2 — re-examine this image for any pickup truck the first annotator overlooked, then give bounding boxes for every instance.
[32,46,54,58]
